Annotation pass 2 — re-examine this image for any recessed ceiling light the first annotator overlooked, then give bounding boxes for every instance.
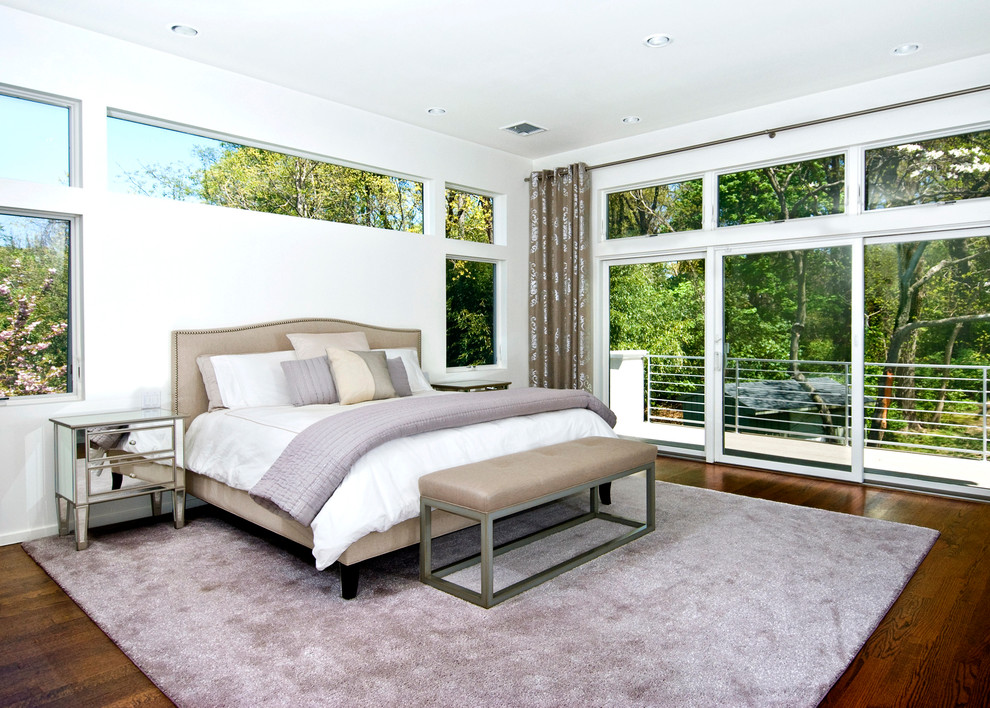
[643,34,672,48]
[170,24,199,37]
[891,43,920,56]
[426,107,447,116]
[622,116,641,124]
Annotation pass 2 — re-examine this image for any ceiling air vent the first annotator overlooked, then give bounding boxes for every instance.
[501,121,548,136]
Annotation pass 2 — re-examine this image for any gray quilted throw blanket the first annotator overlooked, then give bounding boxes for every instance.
[250,388,616,525]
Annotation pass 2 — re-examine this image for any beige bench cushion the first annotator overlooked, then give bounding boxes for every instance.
[419,436,656,513]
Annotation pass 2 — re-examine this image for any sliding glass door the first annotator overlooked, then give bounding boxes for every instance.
[719,244,856,480]
[607,257,706,454]
[863,233,990,496]
[603,232,990,497]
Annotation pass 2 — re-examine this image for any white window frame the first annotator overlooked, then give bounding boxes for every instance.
[106,110,428,233]
[444,183,504,246]
[443,254,502,371]
[0,85,82,405]
[714,148,849,229]
[601,173,706,241]
[0,84,80,188]
[0,207,83,405]
[861,121,990,214]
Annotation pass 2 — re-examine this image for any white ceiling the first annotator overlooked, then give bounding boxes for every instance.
[4,0,990,159]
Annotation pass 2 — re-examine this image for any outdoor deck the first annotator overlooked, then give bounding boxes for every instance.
[610,351,990,496]
[617,419,990,490]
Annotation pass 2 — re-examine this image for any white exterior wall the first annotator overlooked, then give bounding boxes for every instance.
[0,7,532,545]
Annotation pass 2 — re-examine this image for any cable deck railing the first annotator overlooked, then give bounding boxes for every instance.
[643,354,990,461]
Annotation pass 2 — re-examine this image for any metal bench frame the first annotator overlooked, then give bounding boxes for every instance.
[419,461,655,608]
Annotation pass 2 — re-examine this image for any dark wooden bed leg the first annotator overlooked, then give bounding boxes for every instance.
[339,563,359,599]
[598,482,612,505]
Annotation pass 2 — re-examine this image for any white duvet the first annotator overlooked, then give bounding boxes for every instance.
[184,391,617,569]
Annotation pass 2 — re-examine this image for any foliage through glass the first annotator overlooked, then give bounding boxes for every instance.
[609,260,706,423]
[865,129,990,210]
[445,188,493,243]
[864,236,990,455]
[718,155,844,226]
[107,117,424,233]
[0,214,71,398]
[609,260,705,357]
[606,180,702,239]
[446,259,495,368]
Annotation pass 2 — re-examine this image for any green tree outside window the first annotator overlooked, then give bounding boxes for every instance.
[446,259,495,368]
[445,188,493,243]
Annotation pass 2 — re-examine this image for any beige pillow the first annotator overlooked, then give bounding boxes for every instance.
[287,331,370,360]
[325,348,396,405]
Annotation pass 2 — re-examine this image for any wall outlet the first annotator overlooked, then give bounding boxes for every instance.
[142,390,161,410]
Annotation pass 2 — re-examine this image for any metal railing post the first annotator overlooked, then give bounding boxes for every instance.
[734,360,740,434]
[845,362,850,446]
[646,355,653,423]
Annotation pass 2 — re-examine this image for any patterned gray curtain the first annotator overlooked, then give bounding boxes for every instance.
[528,163,591,391]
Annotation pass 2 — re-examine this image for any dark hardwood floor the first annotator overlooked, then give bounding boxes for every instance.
[2,457,988,707]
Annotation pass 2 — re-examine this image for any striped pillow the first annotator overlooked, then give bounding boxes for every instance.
[280,356,338,406]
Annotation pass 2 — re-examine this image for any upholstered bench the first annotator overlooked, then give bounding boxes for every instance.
[419,436,657,608]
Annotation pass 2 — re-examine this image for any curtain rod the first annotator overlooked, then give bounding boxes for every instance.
[526,83,990,180]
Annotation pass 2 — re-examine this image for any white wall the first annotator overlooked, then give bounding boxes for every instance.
[0,7,532,545]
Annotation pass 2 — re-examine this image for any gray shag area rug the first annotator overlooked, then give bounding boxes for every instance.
[24,479,938,708]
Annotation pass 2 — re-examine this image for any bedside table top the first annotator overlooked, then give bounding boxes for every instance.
[432,379,511,392]
[50,408,181,429]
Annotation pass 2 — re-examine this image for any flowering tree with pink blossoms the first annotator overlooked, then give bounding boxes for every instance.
[0,216,70,398]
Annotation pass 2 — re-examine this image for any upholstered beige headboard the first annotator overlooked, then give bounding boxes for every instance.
[171,318,422,424]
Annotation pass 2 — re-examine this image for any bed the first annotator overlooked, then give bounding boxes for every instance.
[170,317,618,598]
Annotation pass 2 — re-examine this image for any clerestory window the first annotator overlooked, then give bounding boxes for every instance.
[606,179,703,239]
[445,187,494,243]
[865,128,990,210]
[107,115,425,233]
[0,92,70,186]
[718,154,845,226]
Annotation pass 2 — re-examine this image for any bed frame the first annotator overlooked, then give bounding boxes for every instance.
[170,317,477,598]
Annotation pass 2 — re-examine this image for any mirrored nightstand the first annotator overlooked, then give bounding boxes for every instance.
[51,409,185,550]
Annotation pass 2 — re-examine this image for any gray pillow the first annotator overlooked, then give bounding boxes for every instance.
[196,355,227,411]
[280,356,338,406]
[388,357,412,397]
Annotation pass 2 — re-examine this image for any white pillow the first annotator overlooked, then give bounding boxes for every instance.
[287,331,370,360]
[373,348,432,393]
[208,350,296,409]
